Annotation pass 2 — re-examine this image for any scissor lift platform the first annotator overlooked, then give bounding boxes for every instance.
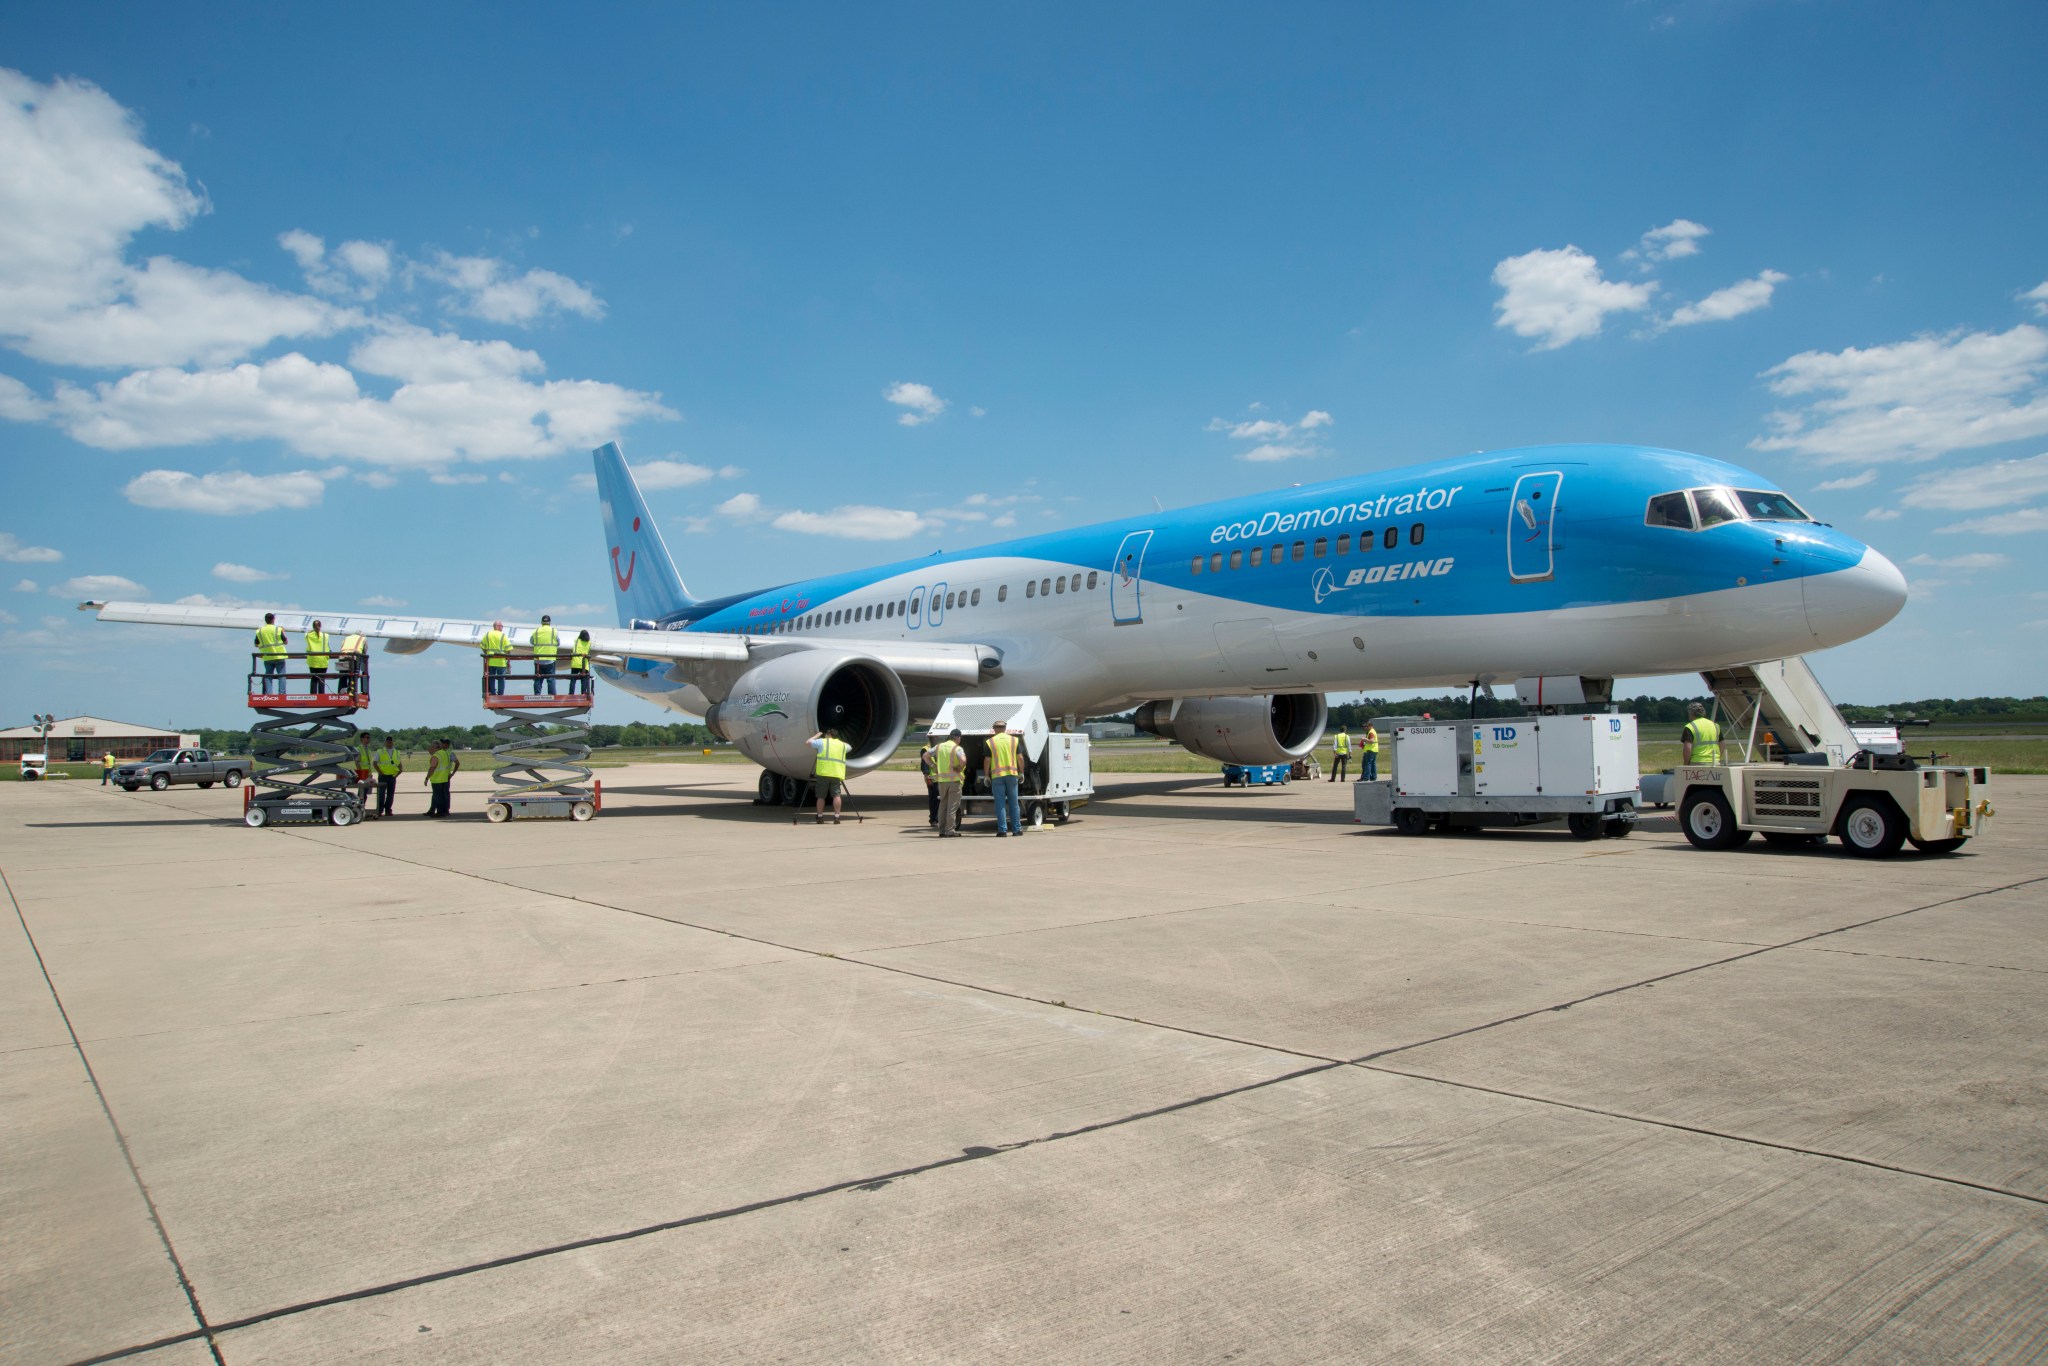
[245,650,371,828]
[481,669,600,822]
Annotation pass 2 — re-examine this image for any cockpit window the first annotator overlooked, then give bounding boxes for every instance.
[1693,486,1742,528]
[1645,492,1696,530]
[1734,489,1810,522]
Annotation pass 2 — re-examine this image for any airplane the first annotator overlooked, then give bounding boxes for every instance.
[87,440,1907,804]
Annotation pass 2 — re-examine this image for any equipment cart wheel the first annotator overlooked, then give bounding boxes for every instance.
[1603,817,1633,838]
[329,804,358,827]
[1680,789,1750,851]
[571,800,596,822]
[151,772,170,791]
[225,770,243,787]
[1027,802,1046,830]
[485,801,510,823]
[245,805,269,828]
[1909,836,1966,855]
[1053,801,1071,825]
[1567,812,1603,840]
[1393,807,1429,836]
[1838,797,1907,858]
[757,770,779,805]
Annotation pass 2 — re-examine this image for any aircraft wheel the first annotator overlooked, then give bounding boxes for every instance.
[1680,789,1749,850]
[571,800,596,822]
[1839,797,1907,858]
[1909,836,1966,855]
[1393,808,1429,836]
[486,802,511,823]
[1567,812,1603,840]
[151,772,170,791]
[780,775,805,806]
[329,804,358,827]
[225,770,243,787]
[756,770,778,805]
[245,805,269,828]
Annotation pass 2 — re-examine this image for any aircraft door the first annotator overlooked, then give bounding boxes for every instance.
[1111,530,1153,625]
[1507,472,1563,582]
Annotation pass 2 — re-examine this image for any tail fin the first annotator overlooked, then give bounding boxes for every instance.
[594,441,695,626]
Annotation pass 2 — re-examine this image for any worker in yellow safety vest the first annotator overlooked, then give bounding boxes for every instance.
[424,739,459,817]
[931,728,967,837]
[253,612,289,685]
[355,735,373,789]
[101,750,116,786]
[303,620,330,695]
[339,631,368,695]
[1682,702,1722,766]
[988,719,1025,836]
[570,630,593,696]
[480,621,510,697]
[809,728,851,824]
[1330,728,1351,783]
[372,736,403,818]
[531,615,561,697]
[1363,722,1380,781]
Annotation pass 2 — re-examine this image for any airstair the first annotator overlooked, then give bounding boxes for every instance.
[481,659,599,822]
[1700,656,1859,764]
[245,649,370,827]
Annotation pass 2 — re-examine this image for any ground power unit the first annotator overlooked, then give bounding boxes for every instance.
[1355,713,1641,838]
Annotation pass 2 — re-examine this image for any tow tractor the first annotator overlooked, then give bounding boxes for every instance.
[1675,756,1992,857]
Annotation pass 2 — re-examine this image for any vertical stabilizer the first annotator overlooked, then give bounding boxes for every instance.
[593,442,694,626]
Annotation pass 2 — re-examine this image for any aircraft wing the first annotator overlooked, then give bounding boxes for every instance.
[82,600,998,690]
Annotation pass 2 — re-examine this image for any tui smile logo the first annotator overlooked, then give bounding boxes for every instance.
[611,516,642,590]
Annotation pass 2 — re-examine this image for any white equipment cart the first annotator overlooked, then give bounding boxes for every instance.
[1355,713,1641,839]
[926,695,1092,830]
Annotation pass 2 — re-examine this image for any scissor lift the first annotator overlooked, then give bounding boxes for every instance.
[481,660,600,822]
[245,649,371,828]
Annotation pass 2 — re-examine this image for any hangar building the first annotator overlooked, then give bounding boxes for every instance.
[0,716,199,763]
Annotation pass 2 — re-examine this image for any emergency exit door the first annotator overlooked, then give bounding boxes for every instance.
[1507,472,1563,582]
[1111,530,1152,624]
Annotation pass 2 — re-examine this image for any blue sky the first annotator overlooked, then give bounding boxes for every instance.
[2,2,2045,729]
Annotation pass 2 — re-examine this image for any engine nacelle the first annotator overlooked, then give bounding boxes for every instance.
[704,650,910,778]
[1134,694,1328,766]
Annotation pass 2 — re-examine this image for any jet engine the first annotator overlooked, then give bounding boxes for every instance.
[1134,694,1328,766]
[704,650,910,777]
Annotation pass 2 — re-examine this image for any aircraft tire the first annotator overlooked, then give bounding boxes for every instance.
[757,770,778,805]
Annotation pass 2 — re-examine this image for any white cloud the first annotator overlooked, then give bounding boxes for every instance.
[1666,270,1787,328]
[53,573,145,599]
[1864,507,1902,521]
[716,492,764,519]
[124,467,327,515]
[212,561,286,582]
[1297,410,1333,430]
[1240,442,1317,463]
[348,325,542,384]
[2022,281,2048,317]
[0,532,62,563]
[1897,453,2048,510]
[1906,552,2010,571]
[772,506,931,540]
[0,608,15,625]
[1812,469,1877,491]
[884,381,947,426]
[1630,219,1711,264]
[422,253,602,325]
[970,406,987,418]
[1753,325,2048,464]
[1206,408,1335,461]
[1491,246,1654,350]
[991,513,1017,527]
[1936,507,2048,535]
[359,594,407,608]
[13,578,39,592]
[429,471,487,486]
[632,458,716,490]
[716,464,743,479]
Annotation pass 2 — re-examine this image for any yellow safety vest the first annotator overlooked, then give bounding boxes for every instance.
[1684,717,1722,765]
[1333,732,1351,755]
[1363,728,1379,754]
[304,630,329,671]
[480,630,510,668]
[988,731,1022,778]
[356,740,373,768]
[374,748,402,776]
[429,749,454,783]
[532,624,559,661]
[814,737,850,780]
[932,742,964,784]
[255,622,287,661]
[571,637,591,669]
[102,752,115,770]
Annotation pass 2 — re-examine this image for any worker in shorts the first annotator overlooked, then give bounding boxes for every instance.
[931,728,967,836]
[808,727,850,824]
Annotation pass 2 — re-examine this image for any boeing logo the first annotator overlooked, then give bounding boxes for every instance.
[1340,556,1456,588]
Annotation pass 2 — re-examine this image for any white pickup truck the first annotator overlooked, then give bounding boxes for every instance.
[113,748,250,792]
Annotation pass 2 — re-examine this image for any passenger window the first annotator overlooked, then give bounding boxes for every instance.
[1210,553,1223,573]
[1191,556,1203,575]
[998,585,1008,602]
[971,588,981,606]
[1250,546,1265,567]
[1270,543,1283,565]
[1086,571,1097,589]
[1026,580,1036,598]
[1292,541,1305,561]
[1383,527,1398,550]
[1410,523,1425,545]
[1336,533,1350,555]
[1645,492,1695,530]
[1229,549,1243,569]
[1313,537,1327,558]
[1040,578,1051,596]
[1694,486,1742,528]
[1054,577,1065,594]
[1070,573,1081,592]
[945,592,955,610]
